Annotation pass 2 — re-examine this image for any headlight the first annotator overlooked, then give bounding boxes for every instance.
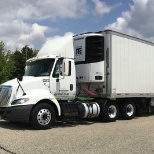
[11,98,29,105]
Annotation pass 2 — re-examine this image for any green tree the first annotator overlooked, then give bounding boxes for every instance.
[33,49,39,57]
[0,41,15,84]
[21,45,34,61]
[10,45,37,79]
[10,50,25,79]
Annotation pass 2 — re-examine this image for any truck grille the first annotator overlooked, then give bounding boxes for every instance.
[0,86,12,107]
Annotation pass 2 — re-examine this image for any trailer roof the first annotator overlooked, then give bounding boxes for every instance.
[74,30,154,46]
[103,30,154,46]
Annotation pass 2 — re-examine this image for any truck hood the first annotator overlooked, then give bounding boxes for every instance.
[1,76,50,97]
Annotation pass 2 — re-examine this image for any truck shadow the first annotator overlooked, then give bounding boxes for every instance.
[136,112,154,117]
[0,113,153,130]
[0,120,32,130]
[119,112,154,120]
[0,119,97,131]
[53,119,97,129]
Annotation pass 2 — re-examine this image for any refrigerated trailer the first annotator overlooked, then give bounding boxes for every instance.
[0,30,154,129]
[75,30,154,98]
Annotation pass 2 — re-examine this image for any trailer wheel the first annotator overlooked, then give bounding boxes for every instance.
[102,102,119,122]
[120,102,136,120]
[30,103,55,129]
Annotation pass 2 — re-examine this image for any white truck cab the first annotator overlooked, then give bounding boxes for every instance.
[0,36,78,129]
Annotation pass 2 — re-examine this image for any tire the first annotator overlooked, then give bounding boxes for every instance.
[102,102,119,122]
[120,102,136,120]
[30,103,55,130]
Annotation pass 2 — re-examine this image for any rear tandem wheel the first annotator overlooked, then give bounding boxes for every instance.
[102,101,119,122]
[120,101,136,120]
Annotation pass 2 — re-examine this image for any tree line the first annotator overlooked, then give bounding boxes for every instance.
[0,41,38,84]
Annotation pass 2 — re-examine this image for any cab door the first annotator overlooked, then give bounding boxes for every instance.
[50,58,76,100]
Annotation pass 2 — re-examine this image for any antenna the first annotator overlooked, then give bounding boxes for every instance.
[25,38,27,61]
[65,23,68,58]
[26,45,27,61]
[65,23,68,33]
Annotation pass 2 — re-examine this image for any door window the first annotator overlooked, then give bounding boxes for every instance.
[52,59,63,78]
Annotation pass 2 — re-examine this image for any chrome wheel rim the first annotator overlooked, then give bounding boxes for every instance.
[126,104,134,116]
[108,105,117,118]
[37,109,51,125]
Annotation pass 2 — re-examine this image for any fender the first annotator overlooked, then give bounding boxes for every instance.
[13,89,61,116]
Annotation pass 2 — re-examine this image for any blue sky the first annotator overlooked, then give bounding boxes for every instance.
[41,0,131,35]
[0,0,153,51]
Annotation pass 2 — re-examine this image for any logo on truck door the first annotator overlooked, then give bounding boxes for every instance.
[55,90,69,97]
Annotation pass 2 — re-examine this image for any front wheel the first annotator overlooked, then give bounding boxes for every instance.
[30,103,55,130]
[102,102,119,122]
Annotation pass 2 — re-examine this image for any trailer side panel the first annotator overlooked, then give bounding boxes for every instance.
[110,33,154,97]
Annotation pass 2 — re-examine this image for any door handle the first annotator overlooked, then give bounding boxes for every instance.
[70,84,73,91]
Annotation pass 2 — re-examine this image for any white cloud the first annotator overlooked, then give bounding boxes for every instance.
[36,0,88,19]
[46,32,75,41]
[19,23,49,46]
[0,21,54,51]
[92,0,121,16]
[64,32,75,37]
[0,0,88,20]
[105,0,154,41]
[92,0,111,16]
[0,0,88,51]
[15,0,88,20]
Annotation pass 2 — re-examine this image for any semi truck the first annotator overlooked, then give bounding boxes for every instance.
[0,30,154,129]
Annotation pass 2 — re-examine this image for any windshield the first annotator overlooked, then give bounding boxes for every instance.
[24,59,55,77]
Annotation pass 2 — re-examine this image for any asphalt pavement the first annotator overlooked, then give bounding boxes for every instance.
[0,114,154,154]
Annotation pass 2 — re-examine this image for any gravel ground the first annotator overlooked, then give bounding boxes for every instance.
[0,114,154,154]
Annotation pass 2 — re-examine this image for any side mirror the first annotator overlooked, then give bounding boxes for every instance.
[62,59,70,76]
[17,75,23,81]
